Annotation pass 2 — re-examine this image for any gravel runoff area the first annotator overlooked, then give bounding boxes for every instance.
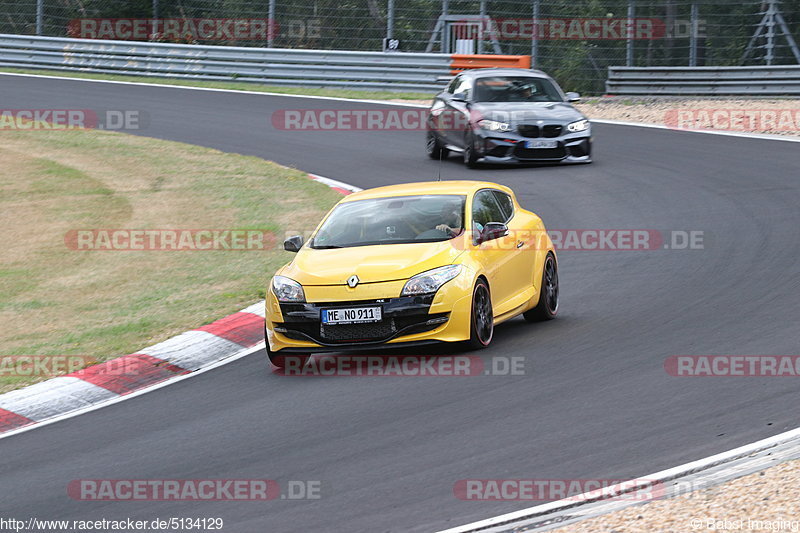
[575,98,800,138]
[549,458,800,533]
[393,97,800,138]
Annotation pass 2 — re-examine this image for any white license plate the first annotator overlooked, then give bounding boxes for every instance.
[526,140,559,149]
[322,306,382,325]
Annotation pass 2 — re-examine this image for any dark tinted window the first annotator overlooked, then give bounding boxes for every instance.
[473,76,562,103]
[472,191,506,227]
[446,75,460,94]
[491,191,514,222]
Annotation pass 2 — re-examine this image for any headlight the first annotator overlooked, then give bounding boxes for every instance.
[567,119,590,133]
[401,265,462,296]
[477,119,512,132]
[272,275,305,302]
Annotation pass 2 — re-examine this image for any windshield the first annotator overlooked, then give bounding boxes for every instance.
[473,76,563,103]
[311,194,466,248]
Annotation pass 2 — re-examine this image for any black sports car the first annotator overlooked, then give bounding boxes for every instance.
[425,68,592,167]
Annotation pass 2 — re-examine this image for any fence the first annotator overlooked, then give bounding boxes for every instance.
[2,0,799,94]
[607,65,800,94]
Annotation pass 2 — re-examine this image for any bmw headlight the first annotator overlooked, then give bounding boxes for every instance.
[401,265,463,296]
[567,119,590,133]
[272,275,305,302]
[478,119,512,132]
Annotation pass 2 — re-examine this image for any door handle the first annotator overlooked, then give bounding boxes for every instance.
[516,241,524,248]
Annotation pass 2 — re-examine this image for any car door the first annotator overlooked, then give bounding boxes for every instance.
[429,76,459,141]
[442,75,472,147]
[491,190,537,309]
[470,189,519,315]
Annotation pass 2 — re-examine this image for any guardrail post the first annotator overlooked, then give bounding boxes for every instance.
[442,0,450,54]
[626,0,635,67]
[765,0,776,65]
[269,0,276,47]
[36,0,43,35]
[530,0,540,67]
[387,0,395,41]
[689,3,698,66]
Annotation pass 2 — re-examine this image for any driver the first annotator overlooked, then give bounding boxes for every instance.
[435,201,463,237]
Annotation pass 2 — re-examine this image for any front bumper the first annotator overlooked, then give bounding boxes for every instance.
[474,128,591,164]
[265,276,474,353]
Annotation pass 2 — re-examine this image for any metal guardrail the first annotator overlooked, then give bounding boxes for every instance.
[0,34,455,91]
[607,65,800,96]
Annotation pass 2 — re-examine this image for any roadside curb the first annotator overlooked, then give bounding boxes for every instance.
[0,173,361,437]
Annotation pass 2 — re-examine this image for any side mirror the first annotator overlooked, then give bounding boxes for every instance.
[451,91,468,102]
[565,91,581,103]
[476,222,508,244]
[283,235,304,253]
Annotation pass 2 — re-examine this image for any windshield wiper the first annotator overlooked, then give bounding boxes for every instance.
[311,245,343,249]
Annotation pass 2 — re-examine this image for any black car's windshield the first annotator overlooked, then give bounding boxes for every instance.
[311,194,466,248]
[473,76,562,103]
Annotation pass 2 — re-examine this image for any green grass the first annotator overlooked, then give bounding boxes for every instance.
[0,67,433,101]
[0,125,343,393]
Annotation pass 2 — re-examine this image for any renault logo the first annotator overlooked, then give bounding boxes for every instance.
[347,275,359,288]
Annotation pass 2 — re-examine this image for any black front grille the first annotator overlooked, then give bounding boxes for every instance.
[320,320,396,342]
[518,124,563,138]
[543,125,562,137]
[514,145,567,160]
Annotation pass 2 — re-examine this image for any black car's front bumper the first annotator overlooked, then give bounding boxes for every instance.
[474,129,591,164]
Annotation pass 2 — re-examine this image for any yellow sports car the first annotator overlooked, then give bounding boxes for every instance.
[265,180,558,367]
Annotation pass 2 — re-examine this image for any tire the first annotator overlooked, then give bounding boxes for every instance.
[466,278,493,349]
[524,253,559,322]
[426,130,449,160]
[463,131,479,168]
[265,323,309,369]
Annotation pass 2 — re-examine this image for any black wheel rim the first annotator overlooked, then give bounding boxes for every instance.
[473,284,493,345]
[544,257,559,314]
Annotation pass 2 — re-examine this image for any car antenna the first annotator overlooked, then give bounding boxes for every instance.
[437,146,443,181]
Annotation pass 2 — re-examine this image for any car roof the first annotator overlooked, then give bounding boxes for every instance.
[457,67,551,80]
[340,180,514,202]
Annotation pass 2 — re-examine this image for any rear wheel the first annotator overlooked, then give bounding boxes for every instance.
[265,323,309,369]
[426,130,449,160]
[466,279,493,349]
[524,253,559,322]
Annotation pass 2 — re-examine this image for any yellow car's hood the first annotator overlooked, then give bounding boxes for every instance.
[281,240,464,286]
